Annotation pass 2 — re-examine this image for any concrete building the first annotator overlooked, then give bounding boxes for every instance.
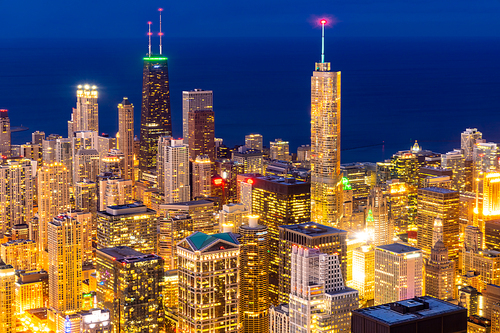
[117,97,134,180]
[245,133,263,151]
[182,89,213,147]
[192,154,212,199]
[374,243,423,305]
[270,138,290,161]
[177,232,240,333]
[69,84,99,134]
[0,261,15,333]
[157,136,190,203]
[0,239,37,271]
[0,109,11,158]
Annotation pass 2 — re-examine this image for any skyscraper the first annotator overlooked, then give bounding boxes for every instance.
[139,55,171,176]
[69,85,99,135]
[278,222,348,305]
[96,246,164,333]
[417,187,460,261]
[425,218,455,301]
[0,159,35,236]
[192,154,212,199]
[249,174,311,304]
[118,97,134,180]
[188,107,215,162]
[182,89,213,146]
[270,138,290,161]
[310,22,343,227]
[245,133,263,151]
[48,215,82,315]
[157,137,190,203]
[37,163,71,269]
[0,109,11,158]
[374,243,423,305]
[177,232,240,333]
[462,128,483,161]
[239,216,269,333]
[96,203,157,254]
[73,148,100,183]
[0,261,15,333]
[366,185,392,246]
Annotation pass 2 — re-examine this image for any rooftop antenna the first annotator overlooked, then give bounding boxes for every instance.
[320,19,327,63]
[147,21,153,56]
[158,8,164,55]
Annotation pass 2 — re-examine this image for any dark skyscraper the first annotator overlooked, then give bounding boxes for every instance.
[139,56,172,176]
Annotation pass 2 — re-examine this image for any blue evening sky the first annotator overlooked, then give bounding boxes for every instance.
[1,0,499,39]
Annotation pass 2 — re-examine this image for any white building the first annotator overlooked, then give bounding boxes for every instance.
[289,245,358,333]
[374,243,423,305]
[157,137,190,203]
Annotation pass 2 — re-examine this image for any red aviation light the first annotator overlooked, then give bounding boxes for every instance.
[213,178,223,185]
[247,179,254,185]
[320,19,327,25]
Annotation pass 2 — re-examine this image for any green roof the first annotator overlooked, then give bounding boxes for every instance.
[187,232,238,251]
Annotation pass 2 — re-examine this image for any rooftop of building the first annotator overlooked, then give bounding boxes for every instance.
[1,239,36,246]
[184,231,239,251]
[97,246,160,263]
[419,186,458,194]
[376,243,422,254]
[253,174,307,185]
[26,308,48,320]
[354,296,466,325]
[99,203,154,217]
[279,222,347,237]
[160,199,214,208]
[327,286,359,297]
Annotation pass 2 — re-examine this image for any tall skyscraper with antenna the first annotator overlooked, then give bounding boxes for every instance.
[139,12,172,178]
[310,19,343,227]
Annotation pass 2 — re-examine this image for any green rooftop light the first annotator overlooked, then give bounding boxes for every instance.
[143,57,168,61]
[366,209,374,223]
[342,177,352,191]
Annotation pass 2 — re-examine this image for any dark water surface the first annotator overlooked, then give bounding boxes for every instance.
[1,37,500,163]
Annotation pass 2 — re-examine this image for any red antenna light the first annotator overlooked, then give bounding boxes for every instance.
[320,19,327,25]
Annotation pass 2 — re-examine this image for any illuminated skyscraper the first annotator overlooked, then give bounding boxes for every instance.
[0,159,35,236]
[96,246,164,333]
[182,89,213,147]
[177,232,240,333]
[188,107,215,162]
[310,25,343,227]
[74,148,100,183]
[157,137,190,203]
[233,149,264,174]
[374,243,423,305]
[192,155,212,199]
[462,128,483,161]
[219,203,248,233]
[139,55,171,176]
[74,180,97,220]
[117,97,134,180]
[0,109,11,158]
[159,199,217,234]
[366,185,392,246]
[48,215,82,315]
[351,245,375,303]
[288,245,359,333]
[69,85,99,135]
[270,138,290,161]
[424,218,454,301]
[37,162,71,269]
[96,203,157,254]
[239,216,269,333]
[417,187,460,261]
[245,133,263,151]
[442,149,473,192]
[249,175,310,304]
[278,222,347,305]
[0,261,15,333]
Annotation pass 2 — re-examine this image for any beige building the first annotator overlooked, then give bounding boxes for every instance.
[0,262,15,333]
[117,97,134,180]
[98,177,134,211]
[0,239,37,271]
[177,232,240,333]
[192,155,211,199]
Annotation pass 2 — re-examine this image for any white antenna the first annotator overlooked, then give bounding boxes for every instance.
[147,21,153,56]
[159,8,164,55]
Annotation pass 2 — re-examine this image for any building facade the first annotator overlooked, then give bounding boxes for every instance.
[117,97,134,180]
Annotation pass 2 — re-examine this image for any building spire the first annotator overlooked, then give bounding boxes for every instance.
[320,19,327,63]
[147,21,153,56]
[158,8,164,55]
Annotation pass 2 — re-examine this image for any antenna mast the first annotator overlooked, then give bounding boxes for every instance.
[320,19,327,63]
[147,21,153,56]
[159,8,164,55]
